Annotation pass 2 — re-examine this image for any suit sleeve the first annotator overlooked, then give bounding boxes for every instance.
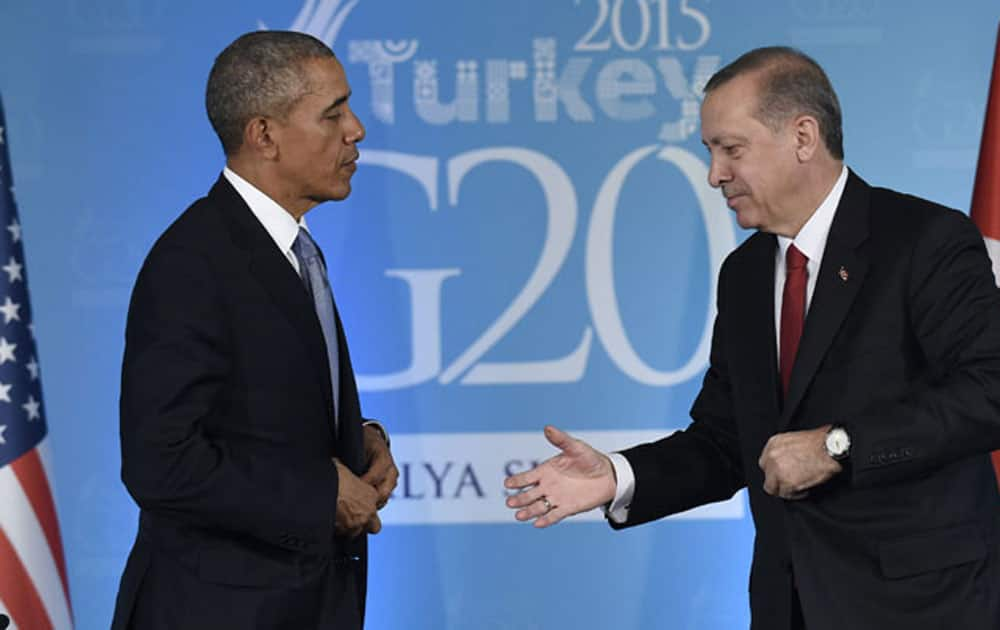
[849,209,1000,487]
[614,258,746,528]
[119,246,339,553]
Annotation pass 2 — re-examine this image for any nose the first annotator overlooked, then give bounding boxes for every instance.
[707,156,730,189]
[346,110,365,144]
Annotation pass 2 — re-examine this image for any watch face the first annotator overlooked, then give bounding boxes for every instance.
[826,428,850,457]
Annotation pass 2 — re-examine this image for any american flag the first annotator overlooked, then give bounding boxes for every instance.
[0,97,73,628]
[970,24,1000,491]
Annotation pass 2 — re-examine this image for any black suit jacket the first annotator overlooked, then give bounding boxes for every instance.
[112,176,369,629]
[616,171,1000,630]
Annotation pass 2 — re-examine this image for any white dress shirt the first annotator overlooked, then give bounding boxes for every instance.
[606,166,849,523]
[223,166,311,275]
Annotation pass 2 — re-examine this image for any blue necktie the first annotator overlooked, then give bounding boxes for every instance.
[291,227,340,427]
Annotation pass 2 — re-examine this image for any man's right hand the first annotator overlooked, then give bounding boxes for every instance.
[503,426,618,528]
[334,459,381,537]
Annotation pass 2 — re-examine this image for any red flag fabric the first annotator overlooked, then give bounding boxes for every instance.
[970,23,1000,491]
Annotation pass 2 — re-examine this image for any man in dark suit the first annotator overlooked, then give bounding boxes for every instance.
[112,31,398,629]
[505,47,1000,629]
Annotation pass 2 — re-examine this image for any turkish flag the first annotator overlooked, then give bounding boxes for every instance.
[970,23,1000,491]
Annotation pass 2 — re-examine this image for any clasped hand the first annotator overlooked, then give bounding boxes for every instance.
[334,425,399,537]
[758,425,841,500]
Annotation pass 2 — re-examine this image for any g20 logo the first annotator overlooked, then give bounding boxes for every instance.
[356,145,735,391]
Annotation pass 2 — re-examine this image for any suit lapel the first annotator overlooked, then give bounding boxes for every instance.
[746,234,781,418]
[332,304,366,473]
[779,171,871,428]
[208,177,336,422]
[731,232,782,423]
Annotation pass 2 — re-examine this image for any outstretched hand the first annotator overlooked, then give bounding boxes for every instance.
[503,425,617,528]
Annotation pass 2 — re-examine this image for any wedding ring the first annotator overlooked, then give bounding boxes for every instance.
[540,496,553,512]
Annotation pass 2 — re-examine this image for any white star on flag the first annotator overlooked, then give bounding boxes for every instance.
[0,296,21,324]
[26,356,39,380]
[0,92,75,630]
[0,336,16,364]
[2,256,22,282]
[22,394,40,421]
[7,218,20,243]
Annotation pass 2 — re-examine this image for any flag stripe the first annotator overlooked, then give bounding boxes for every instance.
[983,237,1000,287]
[0,527,53,630]
[970,24,1000,490]
[11,449,70,610]
[37,441,55,499]
[0,596,19,630]
[972,25,1000,241]
[0,463,73,630]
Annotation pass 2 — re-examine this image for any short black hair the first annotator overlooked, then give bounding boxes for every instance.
[205,31,335,156]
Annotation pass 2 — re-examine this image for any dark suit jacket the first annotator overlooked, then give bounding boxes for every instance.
[112,176,369,629]
[616,171,1000,630]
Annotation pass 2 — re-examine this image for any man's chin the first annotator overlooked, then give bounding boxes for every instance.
[329,182,352,202]
[733,209,762,231]
[308,184,351,204]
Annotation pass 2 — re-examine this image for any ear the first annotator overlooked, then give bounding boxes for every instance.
[242,116,280,160]
[791,114,821,163]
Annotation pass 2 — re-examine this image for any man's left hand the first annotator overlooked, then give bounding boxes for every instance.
[361,424,398,509]
[758,425,842,499]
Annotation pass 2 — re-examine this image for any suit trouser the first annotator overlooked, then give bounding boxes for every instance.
[790,587,807,630]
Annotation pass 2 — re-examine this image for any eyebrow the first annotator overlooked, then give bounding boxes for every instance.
[703,134,749,147]
[323,91,352,114]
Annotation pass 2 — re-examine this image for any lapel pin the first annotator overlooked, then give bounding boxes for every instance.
[838,266,849,282]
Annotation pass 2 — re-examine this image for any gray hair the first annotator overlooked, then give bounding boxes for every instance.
[205,31,335,156]
[704,46,844,160]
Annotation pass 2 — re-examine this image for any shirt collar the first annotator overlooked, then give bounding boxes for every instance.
[777,165,848,263]
[223,166,308,255]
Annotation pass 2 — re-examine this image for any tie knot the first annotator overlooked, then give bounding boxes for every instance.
[292,227,321,261]
[786,244,808,271]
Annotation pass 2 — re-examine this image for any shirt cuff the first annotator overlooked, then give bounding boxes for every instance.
[605,452,635,524]
[363,420,390,448]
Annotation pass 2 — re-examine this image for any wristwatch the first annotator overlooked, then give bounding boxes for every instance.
[824,424,851,461]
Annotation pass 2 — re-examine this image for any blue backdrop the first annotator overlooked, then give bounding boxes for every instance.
[1,1,998,628]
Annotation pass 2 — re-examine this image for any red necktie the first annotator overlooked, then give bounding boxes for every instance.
[780,245,808,397]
